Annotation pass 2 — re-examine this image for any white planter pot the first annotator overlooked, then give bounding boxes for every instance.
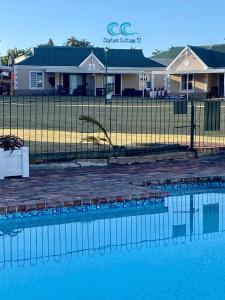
[0,147,29,179]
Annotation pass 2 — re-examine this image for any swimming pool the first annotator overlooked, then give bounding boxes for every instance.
[1,189,225,300]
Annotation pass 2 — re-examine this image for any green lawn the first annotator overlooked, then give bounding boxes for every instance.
[0,96,224,160]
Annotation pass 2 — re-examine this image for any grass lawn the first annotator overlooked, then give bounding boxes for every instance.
[0,96,225,159]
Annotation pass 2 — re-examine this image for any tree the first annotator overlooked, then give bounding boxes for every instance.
[1,48,31,65]
[151,49,163,56]
[47,38,54,46]
[77,39,92,48]
[7,48,30,59]
[65,36,79,47]
[0,55,8,66]
[65,36,92,47]
[37,38,54,47]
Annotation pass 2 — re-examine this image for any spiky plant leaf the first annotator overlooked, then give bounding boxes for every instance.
[79,115,113,146]
[81,136,104,146]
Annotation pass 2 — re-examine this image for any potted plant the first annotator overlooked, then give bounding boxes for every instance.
[0,135,29,179]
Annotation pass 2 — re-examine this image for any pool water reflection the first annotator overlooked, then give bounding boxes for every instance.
[1,191,225,300]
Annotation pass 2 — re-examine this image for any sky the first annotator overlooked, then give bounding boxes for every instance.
[1,0,225,57]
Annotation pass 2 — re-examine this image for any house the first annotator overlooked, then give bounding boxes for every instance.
[151,44,225,99]
[14,46,164,96]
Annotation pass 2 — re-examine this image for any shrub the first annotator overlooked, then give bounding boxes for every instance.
[0,135,24,152]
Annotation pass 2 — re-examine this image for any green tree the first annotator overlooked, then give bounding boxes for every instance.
[37,38,54,47]
[151,49,163,56]
[65,36,92,47]
[1,48,31,65]
[0,55,8,66]
[47,38,54,46]
[65,36,79,47]
[77,39,92,48]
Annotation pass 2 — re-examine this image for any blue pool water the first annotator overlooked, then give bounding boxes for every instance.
[1,189,225,300]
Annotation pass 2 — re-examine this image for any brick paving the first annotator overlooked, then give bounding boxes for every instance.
[1,153,225,213]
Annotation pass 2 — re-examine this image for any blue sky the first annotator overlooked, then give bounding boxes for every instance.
[1,0,225,56]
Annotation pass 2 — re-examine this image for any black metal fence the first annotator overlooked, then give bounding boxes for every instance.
[0,96,225,161]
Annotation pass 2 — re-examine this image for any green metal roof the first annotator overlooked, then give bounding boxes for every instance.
[151,44,225,68]
[151,47,184,60]
[16,46,163,68]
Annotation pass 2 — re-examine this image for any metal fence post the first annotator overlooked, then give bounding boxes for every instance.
[190,100,195,151]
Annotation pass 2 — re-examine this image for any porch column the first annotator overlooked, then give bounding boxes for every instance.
[167,74,171,95]
[120,74,123,96]
[94,75,96,96]
[224,71,225,98]
[151,73,155,99]
[55,73,60,89]
[186,73,189,100]
[205,73,209,95]
[142,72,145,98]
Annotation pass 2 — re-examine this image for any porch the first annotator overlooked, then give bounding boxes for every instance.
[45,72,143,97]
[151,70,225,99]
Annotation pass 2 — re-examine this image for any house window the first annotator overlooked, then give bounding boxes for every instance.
[30,72,44,89]
[104,75,115,94]
[181,74,193,91]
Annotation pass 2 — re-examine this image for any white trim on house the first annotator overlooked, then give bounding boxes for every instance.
[14,67,18,90]
[79,52,105,69]
[16,65,164,73]
[167,45,208,71]
[29,71,44,90]
[152,69,225,75]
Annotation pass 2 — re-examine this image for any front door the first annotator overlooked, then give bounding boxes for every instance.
[219,74,224,97]
[115,74,121,95]
[86,74,95,96]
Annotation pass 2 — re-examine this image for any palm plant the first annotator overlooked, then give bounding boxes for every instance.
[7,48,31,59]
[65,36,79,47]
[151,49,163,56]
[78,39,92,47]
[79,115,113,147]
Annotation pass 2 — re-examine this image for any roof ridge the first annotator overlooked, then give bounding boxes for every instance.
[35,46,143,51]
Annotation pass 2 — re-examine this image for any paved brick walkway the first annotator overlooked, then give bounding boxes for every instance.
[1,153,225,212]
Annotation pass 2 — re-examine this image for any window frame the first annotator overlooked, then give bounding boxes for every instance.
[180,74,194,93]
[104,74,115,95]
[29,71,44,90]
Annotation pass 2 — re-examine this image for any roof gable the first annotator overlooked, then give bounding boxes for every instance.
[152,44,225,69]
[79,52,105,70]
[167,46,208,72]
